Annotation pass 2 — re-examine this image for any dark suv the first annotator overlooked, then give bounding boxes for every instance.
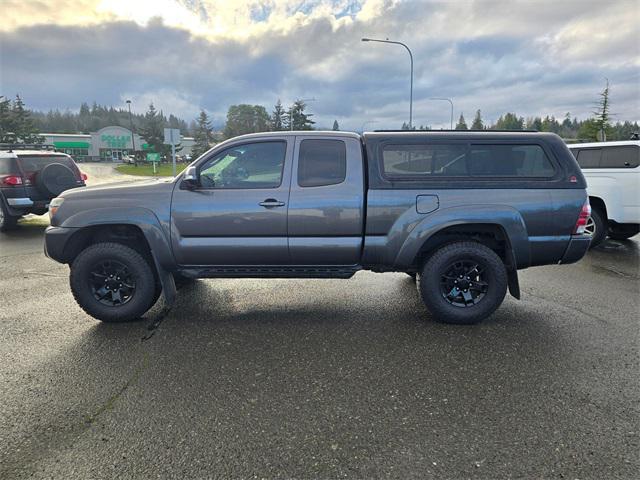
[0,148,86,231]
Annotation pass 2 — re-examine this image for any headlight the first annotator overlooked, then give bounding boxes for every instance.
[49,197,64,219]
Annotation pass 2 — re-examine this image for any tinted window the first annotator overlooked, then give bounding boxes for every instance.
[601,146,639,168]
[468,145,555,177]
[0,157,18,175]
[199,141,286,189]
[576,149,601,168]
[298,139,347,187]
[382,144,555,178]
[16,155,76,173]
[382,144,467,176]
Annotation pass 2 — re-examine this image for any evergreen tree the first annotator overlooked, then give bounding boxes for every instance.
[593,78,613,141]
[140,103,165,154]
[289,99,315,130]
[0,96,15,143]
[332,119,340,131]
[11,95,42,143]
[541,115,561,133]
[401,122,410,130]
[494,112,524,130]
[527,116,543,131]
[271,100,286,131]
[191,110,215,159]
[455,113,468,130]
[470,109,484,130]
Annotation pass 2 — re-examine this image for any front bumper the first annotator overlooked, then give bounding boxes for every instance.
[44,226,78,263]
[559,235,591,264]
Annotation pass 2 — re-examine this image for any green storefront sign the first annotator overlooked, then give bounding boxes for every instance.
[53,141,90,149]
[101,134,131,149]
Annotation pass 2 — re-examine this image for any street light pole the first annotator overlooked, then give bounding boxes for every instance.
[126,99,136,159]
[362,37,413,129]
[429,97,454,129]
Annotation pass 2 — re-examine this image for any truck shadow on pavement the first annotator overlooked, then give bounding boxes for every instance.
[3,268,636,478]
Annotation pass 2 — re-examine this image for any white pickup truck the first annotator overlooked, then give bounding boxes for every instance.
[569,141,640,247]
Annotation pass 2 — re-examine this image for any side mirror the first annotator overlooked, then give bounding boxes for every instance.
[180,166,199,190]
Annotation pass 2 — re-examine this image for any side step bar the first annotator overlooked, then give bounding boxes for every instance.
[180,265,361,279]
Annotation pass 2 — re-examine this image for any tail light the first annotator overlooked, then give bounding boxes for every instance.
[573,200,591,234]
[81,172,88,181]
[1,175,23,186]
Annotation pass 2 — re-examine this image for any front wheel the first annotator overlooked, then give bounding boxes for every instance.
[418,241,507,325]
[70,242,158,322]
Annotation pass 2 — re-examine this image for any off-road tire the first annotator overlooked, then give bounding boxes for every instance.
[417,241,507,325]
[586,208,607,249]
[70,242,157,322]
[0,199,20,232]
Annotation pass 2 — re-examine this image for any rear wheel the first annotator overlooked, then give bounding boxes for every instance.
[0,200,20,232]
[418,241,507,325]
[584,208,606,248]
[70,242,157,322]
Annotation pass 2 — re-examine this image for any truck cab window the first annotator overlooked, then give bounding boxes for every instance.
[576,148,602,168]
[298,139,347,187]
[199,141,286,189]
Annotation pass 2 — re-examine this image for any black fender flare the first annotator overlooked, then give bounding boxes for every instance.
[60,207,177,306]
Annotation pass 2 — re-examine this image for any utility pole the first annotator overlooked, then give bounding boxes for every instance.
[126,99,136,162]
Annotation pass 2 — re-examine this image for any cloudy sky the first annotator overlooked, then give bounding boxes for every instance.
[1,0,638,130]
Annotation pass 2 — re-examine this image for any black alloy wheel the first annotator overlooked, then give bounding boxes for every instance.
[70,242,158,322]
[440,260,488,307]
[89,259,136,306]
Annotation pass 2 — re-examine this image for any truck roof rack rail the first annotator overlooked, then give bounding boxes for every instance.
[0,143,55,152]
[371,129,539,133]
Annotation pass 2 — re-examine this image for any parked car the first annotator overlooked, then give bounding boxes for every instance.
[122,155,136,165]
[568,141,640,247]
[45,131,591,325]
[0,148,86,231]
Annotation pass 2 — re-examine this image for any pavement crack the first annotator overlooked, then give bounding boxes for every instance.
[84,352,150,425]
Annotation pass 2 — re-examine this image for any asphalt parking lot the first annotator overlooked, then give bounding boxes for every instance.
[0,192,638,478]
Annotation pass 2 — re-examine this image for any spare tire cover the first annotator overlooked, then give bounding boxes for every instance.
[36,163,78,197]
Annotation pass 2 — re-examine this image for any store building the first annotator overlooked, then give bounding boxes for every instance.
[41,126,195,162]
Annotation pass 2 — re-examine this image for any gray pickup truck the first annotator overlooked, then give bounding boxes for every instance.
[45,131,591,325]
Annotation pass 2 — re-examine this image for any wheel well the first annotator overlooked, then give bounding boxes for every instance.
[589,196,607,220]
[412,224,513,271]
[63,224,153,264]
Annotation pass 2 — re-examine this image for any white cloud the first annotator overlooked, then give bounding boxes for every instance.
[1,0,638,129]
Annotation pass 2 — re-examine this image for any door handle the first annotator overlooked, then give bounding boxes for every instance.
[259,199,285,208]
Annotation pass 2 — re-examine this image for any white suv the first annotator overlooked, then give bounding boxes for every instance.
[569,141,640,247]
